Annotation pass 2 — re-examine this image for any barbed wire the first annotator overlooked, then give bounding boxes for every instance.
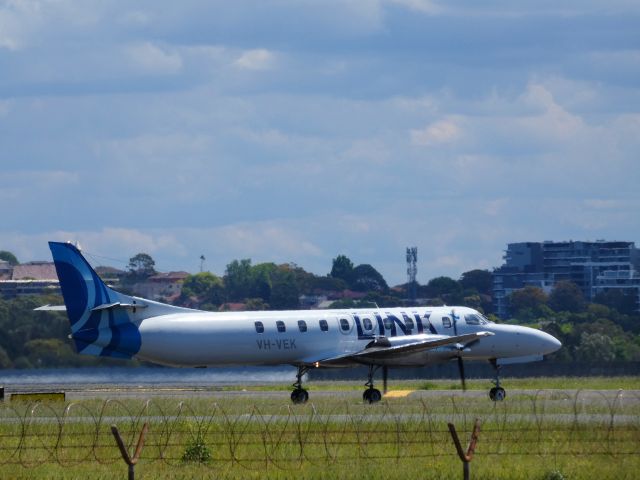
[0,390,638,471]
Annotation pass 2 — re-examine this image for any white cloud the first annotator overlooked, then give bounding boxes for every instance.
[410,118,461,146]
[126,42,183,74]
[234,49,275,71]
[388,0,443,14]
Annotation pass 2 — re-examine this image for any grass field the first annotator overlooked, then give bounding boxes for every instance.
[1,377,639,479]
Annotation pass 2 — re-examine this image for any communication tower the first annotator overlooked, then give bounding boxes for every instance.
[406,247,418,303]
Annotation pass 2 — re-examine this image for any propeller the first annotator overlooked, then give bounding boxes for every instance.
[451,308,458,335]
[382,366,388,394]
[457,355,466,391]
[454,336,486,391]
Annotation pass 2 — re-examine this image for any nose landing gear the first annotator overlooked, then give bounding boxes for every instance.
[291,366,309,404]
[489,360,506,401]
[363,365,383,404]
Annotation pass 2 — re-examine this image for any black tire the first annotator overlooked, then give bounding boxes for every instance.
[363,389,372,403]
[489,387,497,401]
[370,389,382,403]
[291,388,309,404]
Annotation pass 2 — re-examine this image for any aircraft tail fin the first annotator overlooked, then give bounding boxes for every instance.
[48,241,145,358]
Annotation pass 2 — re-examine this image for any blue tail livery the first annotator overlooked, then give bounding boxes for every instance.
[49,241,180,358]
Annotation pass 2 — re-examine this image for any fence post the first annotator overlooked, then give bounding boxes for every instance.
[447,418,481,480]
[111,423,149,480]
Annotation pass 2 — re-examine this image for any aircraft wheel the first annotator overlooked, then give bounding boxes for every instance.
[489,387,506,402]
[363,388,382,404]
[291,388,309,404]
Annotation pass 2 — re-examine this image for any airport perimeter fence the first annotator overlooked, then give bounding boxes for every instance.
[0,390,639,474]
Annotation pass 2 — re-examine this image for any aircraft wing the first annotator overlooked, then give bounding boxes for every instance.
[307,331,493,366]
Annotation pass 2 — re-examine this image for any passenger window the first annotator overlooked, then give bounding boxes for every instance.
[254,321,264,334]
[442,316,452,328]
[276,321,286,333]
[319,319,328,332]
[298,320,307,332]
[362,317,373,331]
[339,318,350,332]
[404,318,414,330]
[383,317,393,330]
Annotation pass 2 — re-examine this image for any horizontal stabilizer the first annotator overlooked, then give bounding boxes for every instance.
[91,302,148,312]
[34,305,67,311]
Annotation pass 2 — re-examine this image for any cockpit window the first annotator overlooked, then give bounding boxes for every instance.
[465,314,481,325]
[465,313,491,325]
[480,313,493,324]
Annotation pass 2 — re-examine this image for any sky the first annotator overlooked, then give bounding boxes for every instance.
[1,0,639,286]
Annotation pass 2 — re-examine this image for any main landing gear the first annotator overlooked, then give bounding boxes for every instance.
[291,366,309,404]
[489,360,506,401]
[363,365,383,404]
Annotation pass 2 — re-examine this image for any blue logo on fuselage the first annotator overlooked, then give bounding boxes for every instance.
[352,311,438,340]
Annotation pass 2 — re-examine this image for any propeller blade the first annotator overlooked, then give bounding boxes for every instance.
[457,356,466,391]
[451,309,458,335]
[382,366,388,394]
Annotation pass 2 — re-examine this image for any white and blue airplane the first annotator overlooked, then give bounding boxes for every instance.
[42,241,561,403]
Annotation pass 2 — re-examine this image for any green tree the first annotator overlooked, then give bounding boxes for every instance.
[25,338,77,367]
[509,286,548,316]
[459,269,493,295]
[244,298,269,311]
[0,250,18,265]
[594,290,638,316]
[425,276,463,301]
[330,255,354,284]
[549,281,586,313]
[181,272,225,306]
[574,332,616,362]
[463,294,482,310]
[0,345,12,368]
[250,263,278,300]
[127,253,156,278]
[269,268,300,309]
[350,264,388,292]
[224,259,254,301]
[308,275,348,292]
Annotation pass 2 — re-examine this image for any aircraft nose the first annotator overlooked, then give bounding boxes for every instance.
[539,330,562,354]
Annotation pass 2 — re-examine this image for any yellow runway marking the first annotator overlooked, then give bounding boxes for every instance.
[383,390,414,398]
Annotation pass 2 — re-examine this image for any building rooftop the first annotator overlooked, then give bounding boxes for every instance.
[12,262,58,281]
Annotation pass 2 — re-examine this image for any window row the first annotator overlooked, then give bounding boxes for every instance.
[254,319,330,334]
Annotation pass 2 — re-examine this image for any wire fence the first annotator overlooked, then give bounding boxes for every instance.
[0,390,639,472]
